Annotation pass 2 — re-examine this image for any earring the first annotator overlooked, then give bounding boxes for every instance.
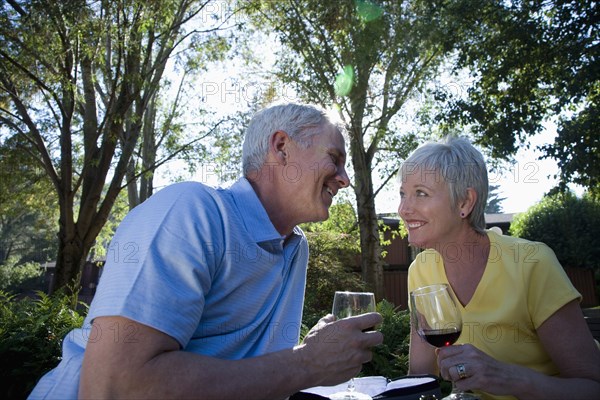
[460,212,465,217]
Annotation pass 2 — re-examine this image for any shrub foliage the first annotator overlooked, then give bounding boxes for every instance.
[0,290,85,399]
[509,193,600,269]
[362,300,410,378]
[0,258,44,293]
[302,230,366,329]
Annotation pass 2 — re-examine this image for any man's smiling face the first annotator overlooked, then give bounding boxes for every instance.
[285,125,350,224]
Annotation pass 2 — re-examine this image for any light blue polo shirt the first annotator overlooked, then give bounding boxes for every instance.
[29,178,309,399]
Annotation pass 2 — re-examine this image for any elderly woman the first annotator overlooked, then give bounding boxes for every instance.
[399,136,600,400]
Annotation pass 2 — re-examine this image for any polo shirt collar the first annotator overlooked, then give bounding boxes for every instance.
[230,177,300,244]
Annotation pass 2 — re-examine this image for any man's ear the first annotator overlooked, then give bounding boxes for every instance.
[269,130,290,165]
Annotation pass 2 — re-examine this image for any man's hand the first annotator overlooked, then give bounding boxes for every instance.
[296,312,384,387]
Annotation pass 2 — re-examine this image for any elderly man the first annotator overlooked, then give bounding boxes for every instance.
[29,103,383,399]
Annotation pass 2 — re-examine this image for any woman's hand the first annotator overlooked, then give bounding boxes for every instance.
[436,344,515,397]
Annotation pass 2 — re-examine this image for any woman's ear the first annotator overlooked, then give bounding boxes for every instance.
[460,187,478,218]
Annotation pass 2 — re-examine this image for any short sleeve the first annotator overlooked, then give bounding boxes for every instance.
[523,242,581,329]
[86,182,224,347]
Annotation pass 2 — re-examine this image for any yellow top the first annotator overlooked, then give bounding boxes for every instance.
[408,230,581,400]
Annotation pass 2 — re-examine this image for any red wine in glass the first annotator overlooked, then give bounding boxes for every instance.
[410,284,479,399]
[422,328,462,347]
[410,284,462,349]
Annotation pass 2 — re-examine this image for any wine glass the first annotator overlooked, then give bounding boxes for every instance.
[410,284,478,400]
[329,291,376,400]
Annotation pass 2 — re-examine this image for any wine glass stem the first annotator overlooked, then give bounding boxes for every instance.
[449,380,471,399]
[348,378,355,392]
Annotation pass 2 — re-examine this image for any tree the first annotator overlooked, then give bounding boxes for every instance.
[247,0,471,298]
[0,137,58,264]
[440,0,599,189]
[0,0,232,292]
[485,184,505,214]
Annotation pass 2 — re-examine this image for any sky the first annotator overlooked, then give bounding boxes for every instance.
[487,132,561,214]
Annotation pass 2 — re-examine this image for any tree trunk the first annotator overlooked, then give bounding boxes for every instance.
[126,158,140,210]
[52,239,81,294]
[345,64,386,300]
[349,120,385,300]
[52,213,85,295]
[139,96,157,203]
[354,174,385,300]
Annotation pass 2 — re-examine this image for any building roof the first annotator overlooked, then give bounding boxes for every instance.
[484,213,518,224]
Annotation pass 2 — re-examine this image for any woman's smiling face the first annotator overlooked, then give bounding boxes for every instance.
[397,167,461,249]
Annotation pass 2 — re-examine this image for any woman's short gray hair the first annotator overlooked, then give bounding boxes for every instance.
[242,103,343,174]
[399,136,489,234]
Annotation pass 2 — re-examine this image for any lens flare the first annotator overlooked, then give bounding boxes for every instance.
[356,0,383,22]
[334,65,354,97]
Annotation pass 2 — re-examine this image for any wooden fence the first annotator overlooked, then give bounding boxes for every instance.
[383,269,409,309]
[565,267,598,307]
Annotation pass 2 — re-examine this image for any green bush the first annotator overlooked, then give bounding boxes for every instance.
[302,230,366,329]
[362,300,410,378]
[0,258,45,293]
[0,290,86,399]
[509,193,600,269]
